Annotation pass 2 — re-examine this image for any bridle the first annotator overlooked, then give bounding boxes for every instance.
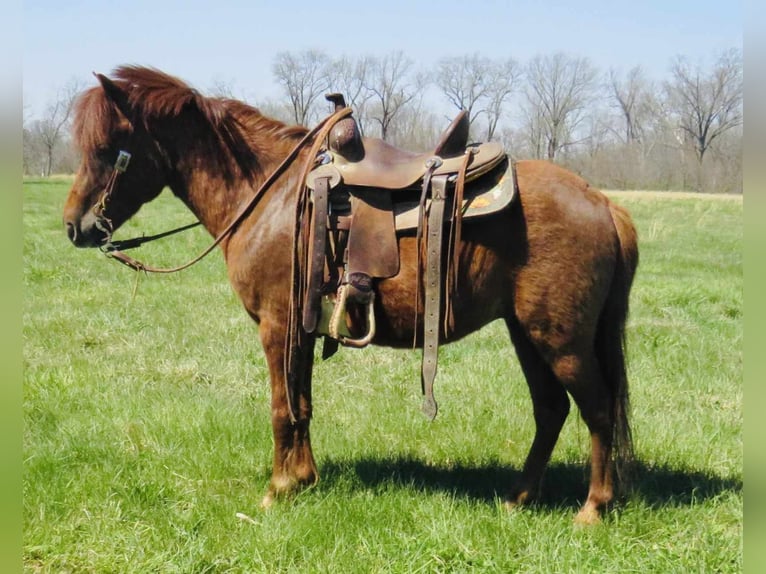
[92,149,134,238]
[92,106,353,274]
[92,148,205,272]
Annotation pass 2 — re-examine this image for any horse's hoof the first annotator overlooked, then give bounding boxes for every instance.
[503,490,531,512]
[503,500,521,513]
[260,492,276,510]
[573,506,602,526]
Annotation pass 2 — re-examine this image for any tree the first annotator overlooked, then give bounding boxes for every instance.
[328,55,375,135]
[664,48,743,163]
[272,50,332,125]
[32,79,81,177]
[207,77,239,99]
[434,54,520,140]
[523,53,597,160]
[364,51,419,141]
[483,58,521,141]
[435,54,493,128]
[384,99,441,152]
[517,100,548,159]
[608,66,655,144]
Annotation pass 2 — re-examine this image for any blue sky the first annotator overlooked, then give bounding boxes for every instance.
[23,0,742,120]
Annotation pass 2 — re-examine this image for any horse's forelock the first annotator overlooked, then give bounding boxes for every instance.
[72,85,122,155]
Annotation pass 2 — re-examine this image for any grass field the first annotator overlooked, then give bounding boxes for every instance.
[23,179,742,572]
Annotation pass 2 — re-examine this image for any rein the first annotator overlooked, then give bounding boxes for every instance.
[97,106,353,274]
[101,221,203,251]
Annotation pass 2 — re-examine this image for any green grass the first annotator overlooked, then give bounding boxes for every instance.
[24,180,742,573]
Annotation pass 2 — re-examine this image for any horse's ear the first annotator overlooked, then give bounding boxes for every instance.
[94,72,133,122]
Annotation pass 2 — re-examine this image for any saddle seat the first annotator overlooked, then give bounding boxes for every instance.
[325,109,506,190]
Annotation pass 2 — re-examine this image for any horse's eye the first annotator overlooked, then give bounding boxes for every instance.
[95,147,113,163]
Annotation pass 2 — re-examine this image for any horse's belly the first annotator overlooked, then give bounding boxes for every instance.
[370,236,509,348]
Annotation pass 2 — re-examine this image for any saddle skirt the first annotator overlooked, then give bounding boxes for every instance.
[392,156,515,231]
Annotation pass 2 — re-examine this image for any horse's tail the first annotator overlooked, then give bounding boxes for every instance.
[599,199,639,484]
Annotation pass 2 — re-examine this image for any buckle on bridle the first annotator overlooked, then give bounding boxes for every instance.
[115,150,131,173]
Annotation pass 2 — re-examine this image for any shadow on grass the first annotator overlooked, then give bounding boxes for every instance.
[319,456,742,510]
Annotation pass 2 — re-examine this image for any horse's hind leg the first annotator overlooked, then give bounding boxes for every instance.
[508,319,616,524]
[505,318,571,508]
[549,348,616,525]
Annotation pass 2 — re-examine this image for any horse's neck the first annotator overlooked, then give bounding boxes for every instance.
[165,139,289,239]
[155,105,310,241]
[169,170,241,238]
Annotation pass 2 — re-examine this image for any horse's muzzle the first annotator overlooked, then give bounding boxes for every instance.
[64,212,109,248]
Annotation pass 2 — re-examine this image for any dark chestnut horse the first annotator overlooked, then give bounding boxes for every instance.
[63,66,638,524]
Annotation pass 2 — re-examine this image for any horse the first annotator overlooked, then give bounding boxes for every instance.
[62,66,638,525]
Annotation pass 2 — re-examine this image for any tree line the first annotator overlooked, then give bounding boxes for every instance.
[23,47,742,192]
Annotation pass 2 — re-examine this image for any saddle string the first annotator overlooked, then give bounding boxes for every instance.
[284,107,355,424]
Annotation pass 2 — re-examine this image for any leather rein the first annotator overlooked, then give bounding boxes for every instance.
[95,106,353,274]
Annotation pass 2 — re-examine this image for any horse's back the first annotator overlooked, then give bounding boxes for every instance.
[515,159,615,225]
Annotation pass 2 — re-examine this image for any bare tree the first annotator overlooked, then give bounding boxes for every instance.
[253,97,295,125]
[664,48,743,163]
[272,50,332,126]
[435,54,492,127]
[435,54,520,140]
[33,79,81,177]
[207,77,240,100]
[23,124,36,176]
[608,66,655,144]
[386,100,441,152]
[524,53,597,160]
[364,51,419,141]
[329,55,375,135]
[483,58,521,141]
[518,99,547,159]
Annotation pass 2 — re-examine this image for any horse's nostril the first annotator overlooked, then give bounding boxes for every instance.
[65,222,78,243]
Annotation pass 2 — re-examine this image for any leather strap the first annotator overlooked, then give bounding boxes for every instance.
[444,149,474,335]
[413,157,442,342]
[421,175,448,420]
[302,175,330,333]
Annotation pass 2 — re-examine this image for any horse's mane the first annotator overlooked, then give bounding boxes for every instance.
[73,65,309,183]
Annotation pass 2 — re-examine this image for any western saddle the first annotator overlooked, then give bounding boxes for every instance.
[292,94,516,420]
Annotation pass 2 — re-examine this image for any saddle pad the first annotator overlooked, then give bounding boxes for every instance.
[393,158,516,231]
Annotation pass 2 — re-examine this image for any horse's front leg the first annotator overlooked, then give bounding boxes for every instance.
[259,318,318,508]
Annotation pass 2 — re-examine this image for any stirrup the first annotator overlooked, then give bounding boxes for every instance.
[330,284,376,348]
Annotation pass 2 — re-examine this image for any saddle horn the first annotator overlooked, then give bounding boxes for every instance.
[325,93,363,161]
[325,93,347,111]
